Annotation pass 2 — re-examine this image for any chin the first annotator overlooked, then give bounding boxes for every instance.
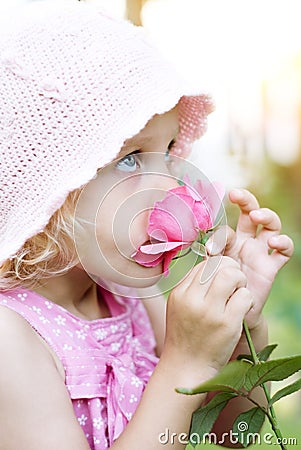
[114,265,163,288]
[122,274,162,288]
[87,260,163,290]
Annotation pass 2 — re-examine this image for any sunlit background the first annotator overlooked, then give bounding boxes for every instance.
[1,0,300,448]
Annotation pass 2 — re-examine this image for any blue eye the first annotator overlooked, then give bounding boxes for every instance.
[116,153,140,172]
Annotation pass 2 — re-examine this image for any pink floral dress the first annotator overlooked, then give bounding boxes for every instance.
[0,287,159,449]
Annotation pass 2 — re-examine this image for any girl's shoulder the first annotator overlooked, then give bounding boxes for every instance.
[0,303,65,379]
[0,304,91,450]
[0,302,48,353]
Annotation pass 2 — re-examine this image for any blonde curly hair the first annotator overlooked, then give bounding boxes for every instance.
[0,189,82,291]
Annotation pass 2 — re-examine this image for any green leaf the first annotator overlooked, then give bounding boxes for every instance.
[237,344,277,364]
[257,344,278,362]
[269,377,301,406]
[189,392,237,447]
[176,360,252,395]
[244,355,301,391]
[232,407,265,448]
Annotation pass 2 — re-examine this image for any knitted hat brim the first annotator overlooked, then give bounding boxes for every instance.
[0,3,213,265]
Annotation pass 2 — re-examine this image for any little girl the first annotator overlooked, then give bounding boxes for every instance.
[0,3,293,450]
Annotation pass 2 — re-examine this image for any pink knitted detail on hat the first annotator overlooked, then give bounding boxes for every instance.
[0,2,214,265]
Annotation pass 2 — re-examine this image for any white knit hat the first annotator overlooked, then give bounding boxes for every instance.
[0,1,213,265]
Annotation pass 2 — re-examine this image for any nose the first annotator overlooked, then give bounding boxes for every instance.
[143,152,181,200]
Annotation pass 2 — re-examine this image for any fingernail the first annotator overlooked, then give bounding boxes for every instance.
[231,188,243,197]
[269,235,280,244]
[251,210,263,219]
[206,240,220,255]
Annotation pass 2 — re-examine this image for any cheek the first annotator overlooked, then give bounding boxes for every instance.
[128,210,149,249]
[94,199,117,252]
[96,187,151,254]
[95,208,149,259]
[93,194,134,258]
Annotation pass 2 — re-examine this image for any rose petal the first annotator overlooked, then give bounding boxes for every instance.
[140,241,188,254]
[162,249,180,276]
[132,248,164,267]
[148,194,198,242]
[193,202,213,230]
[194,179,225,222]
[133,175,225,276]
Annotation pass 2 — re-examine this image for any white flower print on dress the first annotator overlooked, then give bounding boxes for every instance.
[110,342,121,353]
[130,376,142,388]
[54,315,66,326]
[39,316,50,324]
[76,329,87,340]
[131,337,141,349]
[129,394,138,403]
[17,293,27,301]
[44,300,53,309]
[93,417,104,430]
[52,328,61,337]
[119,393,125,402]
[32,306,41,315]
[94,328,107,341]
[78,414,88,426]
[63,343,73,351]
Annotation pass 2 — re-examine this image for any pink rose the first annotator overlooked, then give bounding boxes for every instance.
[132,176,224,275]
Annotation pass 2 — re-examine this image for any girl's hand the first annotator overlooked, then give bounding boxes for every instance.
[162,256,254,381]
[207,189,294,330]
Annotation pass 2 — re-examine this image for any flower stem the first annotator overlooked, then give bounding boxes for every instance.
[243,319,259,363]
[243,320,287,450]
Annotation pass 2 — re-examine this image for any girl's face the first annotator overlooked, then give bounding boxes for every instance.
[74,106,182,288]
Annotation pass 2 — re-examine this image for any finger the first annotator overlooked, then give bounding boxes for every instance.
[204,265,247,311]
[269,234,294,257]
[185,256,240,303]
[206,225,235,256]
[229,189,259,237]
[195,255,240,286]
[206,225,243,260]
[182,257,244,318]
[249,208,281,232]
[249,208,282,245]
[226,287,254,326]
